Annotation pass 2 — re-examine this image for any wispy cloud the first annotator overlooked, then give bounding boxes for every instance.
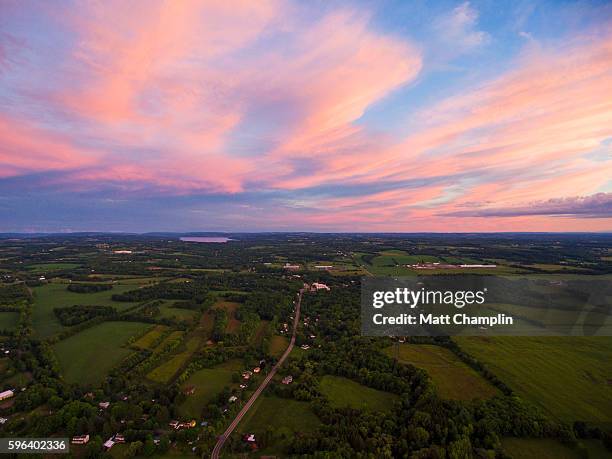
[441,193,612,218]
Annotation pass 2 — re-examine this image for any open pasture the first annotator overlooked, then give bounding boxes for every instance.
[178,359,243,418]
[53,321,152,385]
[384,344,498,400]
[455,336,612,424]
[31,282,140,338]
[319,375,399,412]
[0,312,19,331]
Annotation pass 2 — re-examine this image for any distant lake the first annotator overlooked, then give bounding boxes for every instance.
[180,237,232,243]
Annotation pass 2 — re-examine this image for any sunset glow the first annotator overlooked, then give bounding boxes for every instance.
[1,0,611,231]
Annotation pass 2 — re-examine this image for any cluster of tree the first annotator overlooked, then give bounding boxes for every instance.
[211,308,228,342]
[67,283,113,293]
[0,283,31,304]
[53,305,116,326]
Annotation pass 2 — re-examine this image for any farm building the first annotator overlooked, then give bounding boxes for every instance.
[0,390,14,401]
[71,435,89,445]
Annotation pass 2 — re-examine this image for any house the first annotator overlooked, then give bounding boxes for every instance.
[103,439,115,450]
[0,417,8,424]
[169,420,179,429]
[253,367,261,373]
[311,282,330,291]
[0,390,14,401]
[314,265,333,270]
[239,384,247,389]
[71,435,89,445]
[242,371,252,380]
[281,375,293,385]
[283,263,301,271]
[244,433,256,443]
[183,385,196,395]
[114,434,125,444]
[98,401,110,409]
[300,344,310,350]
[229,396,238,403]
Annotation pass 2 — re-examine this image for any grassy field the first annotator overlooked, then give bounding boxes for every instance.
[0,311,19,331]
[157,303,199,321]
[31,282,139,338]
[500,438,609,459]
[214,301,241,333]
[384,344,498,400]
[27,262,82,272]
[455,336,612,424]
[319,375,399,412]
[178,359,243,418]
[240,395,320,436]
[268,335,288,357]
[147,337,200,383]
[133,325,169,349]
[53,321,152,385]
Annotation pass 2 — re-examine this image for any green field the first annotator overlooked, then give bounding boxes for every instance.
[268,335,288,357]
[455,336,612,423]
[178,359,243,418]
[27,263,82,272]
[384,344,499,400]
[0,311,19,331]
[53,321,152,385]
[133,325,169,349]
[147,337,200,383]
[158,303,199,321]
[240,394,320,434]
[319,375,399,412]
[501,438,610,459]
[31,282,140,338]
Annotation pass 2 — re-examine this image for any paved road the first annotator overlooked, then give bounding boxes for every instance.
[210,289,303,459]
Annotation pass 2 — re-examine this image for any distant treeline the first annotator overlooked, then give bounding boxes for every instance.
[53,305,116,326]
[67,283,113,294]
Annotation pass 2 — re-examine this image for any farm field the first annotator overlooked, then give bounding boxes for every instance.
[31,282,139,338]
[157,302,199,321]
[268,335,288,357]
[214,301,241,333]
[0,311,19,331]
[455,336,612,424]
[178,359,243,418]
[147,337,201,383]
[53,321,152,385]
[239,395,320,455]
[319,375,399,412]
[133,325,169,349]
[27,262,82,272]
[383,344,499,400]
[501,438,587,459]
[354,250,516,275]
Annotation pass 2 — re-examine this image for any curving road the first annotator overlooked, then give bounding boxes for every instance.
[210,288,303,459]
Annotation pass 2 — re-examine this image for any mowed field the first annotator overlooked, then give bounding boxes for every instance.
[268,335,288,357]
[53,321,152,385]
[133,325,169,349]
[214,301,241,333]
[147,336,201,383]
[455,336,612,424]
[31,282,139,338]
[384,344,499,400]
[501,438,610,459]
[0,311,19,331]
[319,375,399,412]
[240,395,320,436]
[178,359,243,418]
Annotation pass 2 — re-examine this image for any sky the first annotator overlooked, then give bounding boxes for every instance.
[0,0,611,232]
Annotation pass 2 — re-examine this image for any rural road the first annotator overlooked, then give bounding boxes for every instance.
[210,288,304,459]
